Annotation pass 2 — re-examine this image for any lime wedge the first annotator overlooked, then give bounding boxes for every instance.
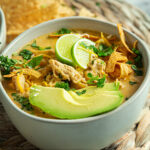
[72,39,95,69]
[55,34,80,65]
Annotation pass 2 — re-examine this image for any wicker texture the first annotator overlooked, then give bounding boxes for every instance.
[0,0,150,149]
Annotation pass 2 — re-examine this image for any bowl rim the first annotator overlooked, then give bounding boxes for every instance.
[0,16,150,124]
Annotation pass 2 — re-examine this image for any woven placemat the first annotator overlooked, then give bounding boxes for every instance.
[0,0,150,149]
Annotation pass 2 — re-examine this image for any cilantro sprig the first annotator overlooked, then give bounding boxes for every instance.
[80,42,114,57]
[55,81,70,91]
[0,56,17,75]
[19,49,33,60]
[12,93,33,111]
[56,28,71,35]
[131,65,143,76]
[87,73,106,88]
[31,40,51,50]
[26,55,43,68]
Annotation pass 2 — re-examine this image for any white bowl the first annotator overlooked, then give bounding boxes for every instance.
[0,8,6,52]
[0,17,150,150]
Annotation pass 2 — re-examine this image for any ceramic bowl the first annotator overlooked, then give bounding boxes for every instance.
[0,8,6,52]
[0,17,150,150]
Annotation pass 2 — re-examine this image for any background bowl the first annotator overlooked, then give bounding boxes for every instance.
[0,17,150,150]
[0,8,6,53]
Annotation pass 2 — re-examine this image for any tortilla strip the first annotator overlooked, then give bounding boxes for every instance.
[109,63,133,79]
[4,68,41,78]
[133,40,138,49]
[101,32,111,46]
[82,34,100,41]
[29,49,55,55]
[117,24,135,56]
[106,52,128,73]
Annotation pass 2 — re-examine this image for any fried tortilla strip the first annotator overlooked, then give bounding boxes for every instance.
[4,68,41,78]
[109,63,133,79]
[82,34,100,41]
[49,59,87,88]
[106,52,128,73]
[101,32,111,46]
[117,24,135,56]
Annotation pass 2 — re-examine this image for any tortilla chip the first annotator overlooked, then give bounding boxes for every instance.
[106,52,128,73]
[101,32,111,46]
[117,24,135,56]
[109,63,133,79]
[133,40,138,49]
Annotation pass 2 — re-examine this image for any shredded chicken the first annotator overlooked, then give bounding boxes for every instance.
[85,55,106,79]
[49,59,87,89]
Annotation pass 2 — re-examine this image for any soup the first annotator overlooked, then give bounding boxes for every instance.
[1,25,144,119]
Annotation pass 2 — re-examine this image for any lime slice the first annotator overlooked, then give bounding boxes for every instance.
[72,39,95,69]
[55,34,80,65]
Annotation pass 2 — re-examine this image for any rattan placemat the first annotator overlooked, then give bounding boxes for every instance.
[0,0,150,149]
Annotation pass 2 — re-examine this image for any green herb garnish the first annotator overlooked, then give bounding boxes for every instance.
[55,81,70,91]
[31,40,51,50]
[0,56,17,75]
[76,90,86,96]
[131,65,143,76]
[96,2,101,7]
[129,81,137,85]
[57,28,71,34]
[11,93,33,111]
[87,73,106,88]
[126,60,133,64]
[26,55,43,68]
[80,42,113,57]
[19,49,33,60]
[132,48,143,68]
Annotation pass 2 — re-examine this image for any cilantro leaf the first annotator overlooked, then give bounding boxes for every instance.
[26,55,43,68]
[31,40,51,50]
[132,48,143,68]
[55,81,70,91]
[12,93,33,111]
[57,28,71,34]
[126,60,133,64]
[76,90,86,96]
[80,42,113,57]
[96,2,101,7]
[19,49,32,60]
[0,56,17,75]
[131,65,143,76]
[87,73,106,87]
[129,81,137,85]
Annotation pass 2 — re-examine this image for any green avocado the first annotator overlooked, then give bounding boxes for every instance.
[29,83,124,119]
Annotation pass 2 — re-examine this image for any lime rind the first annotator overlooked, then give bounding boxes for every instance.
[72,38,95,69]
[55,34,80,66]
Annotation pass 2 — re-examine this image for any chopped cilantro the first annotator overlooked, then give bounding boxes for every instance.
[96,2,101,7]
[0,56,17,75]
[80,42,113,57]
[57,28,71,34]
[132,48,143,68]
[131,65,143,76]
[19,49,32,60]
[126,60,133,64]
[76,90,86,96]
[87,73,106,88]
[26,55,43,68]
[55,81,70,91]
[14,66,22,69]
[129,81,137,85]
[11,93,33,111]
[71,5,76,10]
[31,40,51,50]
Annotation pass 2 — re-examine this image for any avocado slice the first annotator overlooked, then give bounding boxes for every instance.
[29,83,124,119]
